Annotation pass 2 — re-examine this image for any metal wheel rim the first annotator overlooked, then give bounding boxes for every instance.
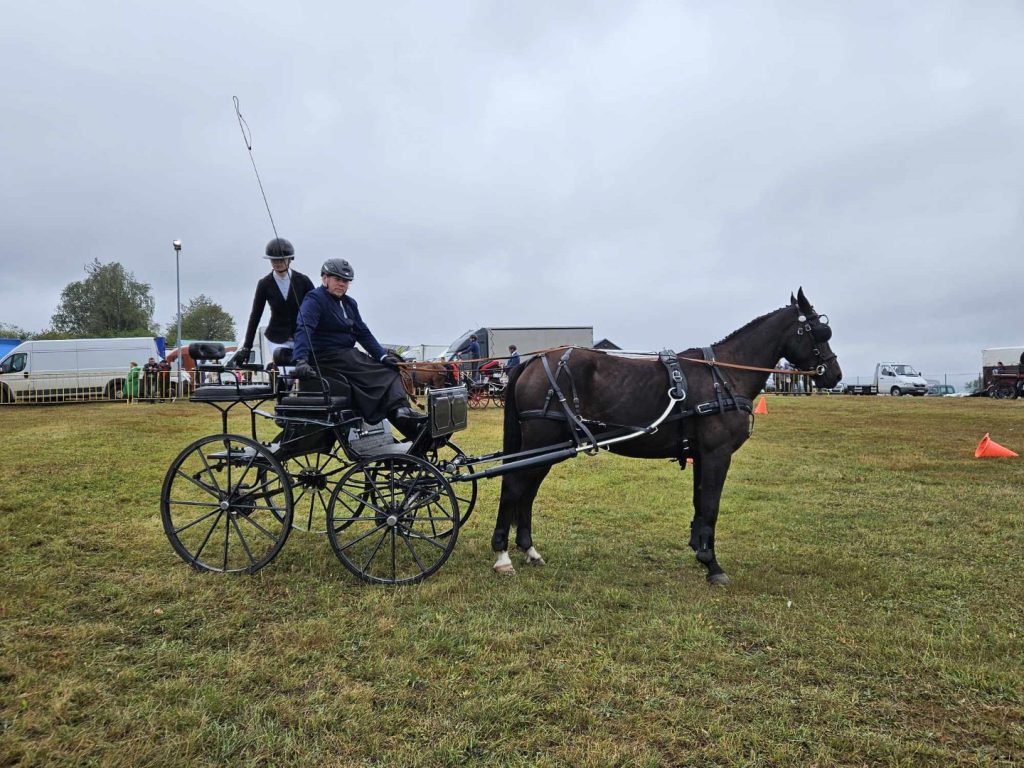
[161,434,293,574]
[326,455,459,585]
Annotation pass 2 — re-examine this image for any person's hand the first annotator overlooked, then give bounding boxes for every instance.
[293,360,315,379]
[380,351,403,370]
[235,347,251,364]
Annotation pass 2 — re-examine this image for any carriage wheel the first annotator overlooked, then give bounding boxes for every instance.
[161,434,293,574]
[992,385,1015,400]
[282,449,350,534]
[326,455,459,585]
[489,387,506,408]
[467,387,488,409]
[421,441,478,526]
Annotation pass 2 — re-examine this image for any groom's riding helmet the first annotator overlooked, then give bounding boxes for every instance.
[264,238,295,259]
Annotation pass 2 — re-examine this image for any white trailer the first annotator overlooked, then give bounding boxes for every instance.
[445,326,594,361]
[0,337,185,403]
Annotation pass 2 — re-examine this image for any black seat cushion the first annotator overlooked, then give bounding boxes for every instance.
[192,384,275,402]
[188,342,226,362]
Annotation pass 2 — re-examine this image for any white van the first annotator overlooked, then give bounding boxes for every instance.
[875,362,928,397]
[0,337,181,403]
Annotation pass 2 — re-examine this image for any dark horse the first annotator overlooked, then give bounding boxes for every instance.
[492,288,842,585]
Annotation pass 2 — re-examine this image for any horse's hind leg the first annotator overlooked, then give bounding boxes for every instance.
[492,464,551,574]
[690,451,732,586]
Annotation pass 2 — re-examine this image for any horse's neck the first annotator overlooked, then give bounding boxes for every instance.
[709,308,793,397]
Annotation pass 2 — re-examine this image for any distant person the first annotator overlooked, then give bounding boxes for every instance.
[455,334,482,382]
[238,238,315,368]
[126,361,141,404]
[157,357,171,400]
[505,344,520,372]
[142,357,159,400]
[994,360,1005,375]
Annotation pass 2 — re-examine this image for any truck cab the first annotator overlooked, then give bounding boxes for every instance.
[875,362,928,397]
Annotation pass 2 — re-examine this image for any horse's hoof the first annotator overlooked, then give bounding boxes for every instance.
[522,546,545,566]
[493,563,516,575]
[707,573,731,587]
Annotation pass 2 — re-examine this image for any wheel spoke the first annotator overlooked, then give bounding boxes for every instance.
[236,512,284,542]
[193,510,225,561]
[229,514,257,567]
[172,506,221,535]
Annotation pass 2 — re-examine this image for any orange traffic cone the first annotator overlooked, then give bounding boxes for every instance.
[753,396,768,415]
[975,433,1019,458]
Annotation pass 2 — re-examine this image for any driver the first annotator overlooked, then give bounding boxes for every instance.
[290,258,427,438]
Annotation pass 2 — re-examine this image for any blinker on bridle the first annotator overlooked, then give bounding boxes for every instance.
[795,313,836,376]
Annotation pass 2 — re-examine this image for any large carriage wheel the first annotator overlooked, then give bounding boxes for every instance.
[282,449,350,534]
[326,455,459,585]
[161,434,293,574]
[421,441,478,526]
[991,384,1015,400]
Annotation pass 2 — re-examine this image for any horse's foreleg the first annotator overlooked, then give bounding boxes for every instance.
[492,464,551,574]
[692,451,732,586]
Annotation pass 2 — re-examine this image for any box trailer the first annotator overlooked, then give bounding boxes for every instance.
[444,326,594,361]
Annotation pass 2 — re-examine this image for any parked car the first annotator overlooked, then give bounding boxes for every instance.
[925,384,956,396]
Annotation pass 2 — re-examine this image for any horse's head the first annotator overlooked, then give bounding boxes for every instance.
[781,288,842,389]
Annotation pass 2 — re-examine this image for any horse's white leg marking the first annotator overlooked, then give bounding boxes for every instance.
[493,550,515,575]
[522,546,545,566]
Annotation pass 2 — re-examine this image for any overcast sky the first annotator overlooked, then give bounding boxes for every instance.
[3,1,1022,381]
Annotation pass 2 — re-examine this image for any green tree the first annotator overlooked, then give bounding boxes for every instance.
[50,259,156,337]
[165,295,236,346]
[0,322,34,339]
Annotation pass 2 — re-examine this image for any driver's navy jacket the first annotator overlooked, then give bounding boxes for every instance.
[291,286,386,364]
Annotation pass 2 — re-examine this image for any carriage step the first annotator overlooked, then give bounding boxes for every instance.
[348,421,410,457]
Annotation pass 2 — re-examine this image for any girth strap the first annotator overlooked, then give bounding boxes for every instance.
[536,349,600,454]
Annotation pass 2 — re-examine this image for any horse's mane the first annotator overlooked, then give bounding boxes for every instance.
[711,304,793,346]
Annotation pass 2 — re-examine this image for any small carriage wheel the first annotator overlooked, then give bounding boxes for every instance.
[326,454,459,585]
[161,434,293,574]
[489,387,506,408]
[993,385,1015,400]
[281,449,350,534]
[421,441,478,526]
[468,385,488,409]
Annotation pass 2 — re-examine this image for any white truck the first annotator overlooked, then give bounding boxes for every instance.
[0,337,186,403]
[845,362,928,396]
[444,326,594,361]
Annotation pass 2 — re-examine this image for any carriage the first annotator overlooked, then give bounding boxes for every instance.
[162,289,842,588]
[160,343,480,585]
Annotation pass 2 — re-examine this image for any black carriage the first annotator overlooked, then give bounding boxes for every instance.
[161,344,477,585]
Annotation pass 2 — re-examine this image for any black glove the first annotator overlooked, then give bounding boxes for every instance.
[235,347,251,364]
[292,360,315,379]
[380,351,403,370]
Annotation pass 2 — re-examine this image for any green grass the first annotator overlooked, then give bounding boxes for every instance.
[1,396,1023,766]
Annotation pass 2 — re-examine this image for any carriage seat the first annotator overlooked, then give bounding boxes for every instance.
[192,383,276,402]
[188,341,226,362]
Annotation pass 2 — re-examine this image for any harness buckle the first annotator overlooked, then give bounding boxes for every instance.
[695,402,717,415]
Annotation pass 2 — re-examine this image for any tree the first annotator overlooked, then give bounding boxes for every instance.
[51,259,156,337]
[165,295,236,346]
[0,322,34,339]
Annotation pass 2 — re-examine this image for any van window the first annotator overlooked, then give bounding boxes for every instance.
[0,353,26,374]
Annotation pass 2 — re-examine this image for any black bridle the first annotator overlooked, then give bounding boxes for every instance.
[794,312,837,377]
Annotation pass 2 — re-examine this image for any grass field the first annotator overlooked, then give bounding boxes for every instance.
[2,396,1023,766]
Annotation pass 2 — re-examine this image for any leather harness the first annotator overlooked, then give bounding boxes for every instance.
[519,347,754,467]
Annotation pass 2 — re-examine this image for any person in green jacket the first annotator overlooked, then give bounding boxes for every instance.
[126,361,141,404]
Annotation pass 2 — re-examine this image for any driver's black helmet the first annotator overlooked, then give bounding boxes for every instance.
[321,258,355,280]
[264,238,295,259]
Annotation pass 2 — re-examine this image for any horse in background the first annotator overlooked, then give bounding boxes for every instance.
[492,288,841,585]
[408,361,458,394]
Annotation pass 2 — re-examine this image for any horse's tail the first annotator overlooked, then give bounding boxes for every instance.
[502,363,526,457]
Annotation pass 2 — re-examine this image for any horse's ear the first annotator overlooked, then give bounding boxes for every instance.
[790,292,797,305]
[797,287,812,313]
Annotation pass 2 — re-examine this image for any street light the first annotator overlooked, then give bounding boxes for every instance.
[172,240,183,383]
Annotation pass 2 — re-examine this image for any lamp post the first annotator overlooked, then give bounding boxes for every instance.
[172,240,183,382]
